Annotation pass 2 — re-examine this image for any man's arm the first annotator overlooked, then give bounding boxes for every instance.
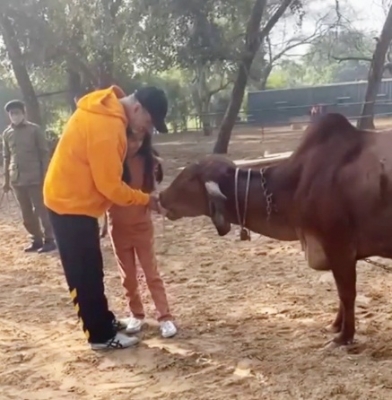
[2,133,10,188]
[34,125,50,176]
[87,134,150,206]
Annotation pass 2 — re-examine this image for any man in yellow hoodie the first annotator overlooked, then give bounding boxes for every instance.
[43,85,168,350]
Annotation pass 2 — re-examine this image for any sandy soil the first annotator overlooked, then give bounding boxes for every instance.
[2,125,392,400]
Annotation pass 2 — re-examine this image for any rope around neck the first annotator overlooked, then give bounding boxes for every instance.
[234,167,252,229]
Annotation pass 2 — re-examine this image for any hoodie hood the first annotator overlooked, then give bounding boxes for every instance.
[77,85,128,124]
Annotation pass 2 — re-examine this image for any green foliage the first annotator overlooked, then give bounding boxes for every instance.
[0,80,20,131]
[266,70,289,89]
[261,27,379,89]
[0,0,386,133]
[46,108,71,136]
[132,72,192,132]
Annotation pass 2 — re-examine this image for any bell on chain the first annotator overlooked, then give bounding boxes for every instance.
[240,227,251,241]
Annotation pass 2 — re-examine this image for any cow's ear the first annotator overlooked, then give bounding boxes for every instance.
[204,181,231,236]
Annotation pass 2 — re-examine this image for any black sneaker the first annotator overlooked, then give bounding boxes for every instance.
[24,241,43,253]
[38,241,57,253]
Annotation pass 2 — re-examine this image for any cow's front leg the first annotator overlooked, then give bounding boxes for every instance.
[331,260,357,346]
[326,300,343,333]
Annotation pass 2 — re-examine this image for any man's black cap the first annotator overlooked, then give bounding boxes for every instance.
[4,99,25,113]
[134,86,168,133]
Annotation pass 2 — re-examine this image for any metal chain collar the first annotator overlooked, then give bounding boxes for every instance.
[260,167,274,220]
[363,258,392,271]
[233,166,276,231]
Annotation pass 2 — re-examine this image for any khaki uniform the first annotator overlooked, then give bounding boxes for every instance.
[3,122,54,243]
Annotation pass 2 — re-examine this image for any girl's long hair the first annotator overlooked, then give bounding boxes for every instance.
[121,129,163,193]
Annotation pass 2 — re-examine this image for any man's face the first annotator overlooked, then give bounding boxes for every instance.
[9,109,25,126]
[129,103,154,135]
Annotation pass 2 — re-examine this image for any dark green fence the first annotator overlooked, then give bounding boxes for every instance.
[247,78,392,126]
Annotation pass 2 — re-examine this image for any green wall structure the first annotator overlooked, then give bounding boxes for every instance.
[247,78,392,126]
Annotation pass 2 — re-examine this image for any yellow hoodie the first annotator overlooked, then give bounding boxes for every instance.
[43,86,150,218]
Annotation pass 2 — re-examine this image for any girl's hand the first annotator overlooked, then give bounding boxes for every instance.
[148,192,166,214]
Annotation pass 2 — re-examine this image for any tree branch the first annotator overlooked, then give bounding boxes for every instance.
[208,78,233,97]
[269,33,319,63]
[259,0,293,41]
[265,34,273,63]
[332,55,373,63]
[64,50,99,87]
[109,0,123,19]
[334,0,342,26]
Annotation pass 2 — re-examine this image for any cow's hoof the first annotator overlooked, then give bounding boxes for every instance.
[322,334,355,351]
[322,341,347,352]
[323,340,341,351]
[333,333,354,346]
[325,323,341,334]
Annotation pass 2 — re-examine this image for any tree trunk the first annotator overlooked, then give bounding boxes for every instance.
[213,0,295,154]
[259,64,273,90]
[66,61,82,111]
[201,114,212,136]
[0,14,42,125]
[192,64,213,136]
[96,0,121,89]
[357,5,392,130]
[97,54,114,88]
[200,98,213,136]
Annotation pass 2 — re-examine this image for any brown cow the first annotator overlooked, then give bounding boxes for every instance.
[159,113,392,347]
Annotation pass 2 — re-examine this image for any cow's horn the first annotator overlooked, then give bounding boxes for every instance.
[205,181,226,199]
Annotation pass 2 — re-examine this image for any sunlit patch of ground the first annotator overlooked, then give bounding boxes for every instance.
[2,125,392,399]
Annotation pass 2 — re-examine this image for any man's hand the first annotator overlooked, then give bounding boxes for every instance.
[148,192,165,214]
[3,182,10,193]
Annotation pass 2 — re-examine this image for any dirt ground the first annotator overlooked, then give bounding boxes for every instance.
[2,125,392,400]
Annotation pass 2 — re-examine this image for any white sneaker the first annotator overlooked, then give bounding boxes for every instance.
[160,320,177,338]
[90,332,139,350]
[112,318,127,332]
[125,317,145,334]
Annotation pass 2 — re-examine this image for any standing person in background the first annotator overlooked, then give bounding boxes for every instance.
[310,105,319,123]
[108,131,177,339]
[2,100,56,253]
[43,85,168,351]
